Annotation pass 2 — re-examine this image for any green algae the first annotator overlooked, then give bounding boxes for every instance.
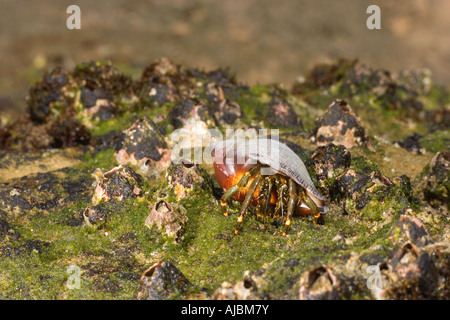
[0,153,442,299]
[0,152,400,299]
[233,84,272,126]
[0,136,434,298]
[1,58,449,300]
[87,102,174,138]
[292,60,446,143]
[419,130,450,153]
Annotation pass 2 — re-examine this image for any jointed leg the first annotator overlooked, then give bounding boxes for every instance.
[256,177,269,220]
[273,177,287,222]
[283,178,298,237]
[303,193,321,224]
[256,176,275,221]
[234,175,262,235]
[263,176,274,219]
[220,164,261,216]
[220,185,238,216]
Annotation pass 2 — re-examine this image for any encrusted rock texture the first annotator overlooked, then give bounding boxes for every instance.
[0,58,448,300]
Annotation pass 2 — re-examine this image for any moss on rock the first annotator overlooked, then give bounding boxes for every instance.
[0,58,449,300]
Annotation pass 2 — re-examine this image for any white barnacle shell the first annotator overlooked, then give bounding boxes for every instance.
[210,138,328,213]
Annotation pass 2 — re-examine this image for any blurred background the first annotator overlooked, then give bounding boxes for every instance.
[0,0,449,116]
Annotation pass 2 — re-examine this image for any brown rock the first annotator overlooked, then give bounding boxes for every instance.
[312,100,371,149]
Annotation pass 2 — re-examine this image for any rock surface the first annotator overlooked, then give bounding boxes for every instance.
[0,58,448,300]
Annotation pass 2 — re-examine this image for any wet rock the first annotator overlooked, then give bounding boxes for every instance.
[90,130,123,151]
[205,81,243,127]
[0,117,52,152]
[392,175,413,203]
[48,119,91,148]
[334,169,371,200]
[0,214,20,241]
[298,266,340,300]
[312,100,371,149]
[375,78,423,114]
[1,117,90,151]
[91,165,143,205]
[428,105,450,130]
[389,214,430,247]
[394,69,433,96]
[72,61,136,125]
[211,99,242,127]
[82,204,107,227]
[78,97,117,123]
[335,168,411,221]
[204,82,242,127]
[292,58,358,94]
[415,152,449,210]
[379,243,439,299]
[27,62,135,127]
[0,185,32,216]
[203,68,237,87]
[145,199,187,243]
[3,61,137,152]
[394,133,425,155]
[323,248,442,301]
[423,242,450,298]
[310,143,351,194]
[114,117,171,178]
[166,162,213,200]
[0,168,88,217]
[325,155,411,220]
[26,67,76,124]
[333,253,380,298]
[136,260,190,300]
[169,99,211,130]
[136,57,189,107]
[136,58,240,112]
[266,99,302,128]
[292,59,424,116]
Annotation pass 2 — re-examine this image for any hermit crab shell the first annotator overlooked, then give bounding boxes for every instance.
[210,138,328,213]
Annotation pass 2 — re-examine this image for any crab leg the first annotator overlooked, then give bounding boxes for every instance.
[263,176,274,219]
[256,177,269,220]
[283,178,298,237]
[234,175,262,235]
[273,177,287,222]
[256,176,275,221]
[220,164,261,216]
[303,194,321,224]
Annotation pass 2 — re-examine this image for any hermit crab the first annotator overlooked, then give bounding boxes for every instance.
[210,138,328,236]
